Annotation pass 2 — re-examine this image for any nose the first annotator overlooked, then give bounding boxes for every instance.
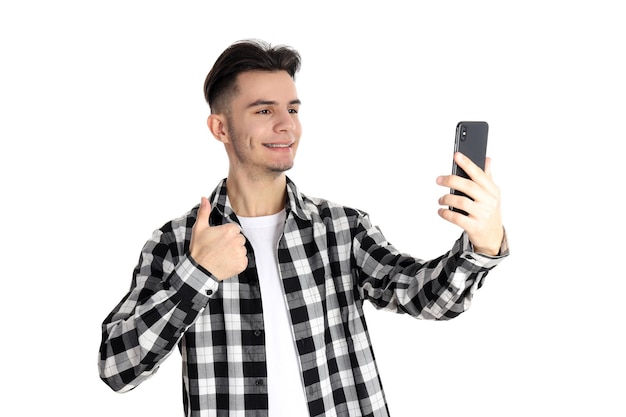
[274,108,297,132]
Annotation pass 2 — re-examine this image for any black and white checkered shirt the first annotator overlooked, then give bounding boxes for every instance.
[99,177,507,416]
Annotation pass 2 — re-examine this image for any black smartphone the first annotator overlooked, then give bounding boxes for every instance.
[450,121,489,215]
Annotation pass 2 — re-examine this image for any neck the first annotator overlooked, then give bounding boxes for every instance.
[226,171,288,217]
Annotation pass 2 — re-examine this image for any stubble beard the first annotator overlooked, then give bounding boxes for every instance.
[227,124,294,181]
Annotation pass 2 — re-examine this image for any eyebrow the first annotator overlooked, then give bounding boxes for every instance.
[247,99,302,108]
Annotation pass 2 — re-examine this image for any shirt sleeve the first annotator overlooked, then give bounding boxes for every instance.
[98,228,219,393]
[353,213,508,320]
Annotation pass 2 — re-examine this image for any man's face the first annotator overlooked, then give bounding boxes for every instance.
[223,70,302,180]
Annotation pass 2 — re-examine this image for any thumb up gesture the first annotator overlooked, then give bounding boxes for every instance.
[190,197,248,281]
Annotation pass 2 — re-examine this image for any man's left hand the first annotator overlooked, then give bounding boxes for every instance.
[436,152,504,256]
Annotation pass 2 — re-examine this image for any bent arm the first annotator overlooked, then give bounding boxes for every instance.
[98,231,218,392]
[353,214,508,320]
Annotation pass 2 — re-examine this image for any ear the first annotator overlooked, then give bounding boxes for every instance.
[207,114,230,144]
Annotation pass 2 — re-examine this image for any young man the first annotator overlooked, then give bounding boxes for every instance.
[99,39,508,417]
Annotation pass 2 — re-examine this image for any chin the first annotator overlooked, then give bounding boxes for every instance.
[268,166,293,176]
[269,161,295,173]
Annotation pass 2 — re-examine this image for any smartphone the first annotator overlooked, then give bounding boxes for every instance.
[450,121,489,215]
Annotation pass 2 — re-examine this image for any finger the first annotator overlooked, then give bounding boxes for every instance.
[455,153,498,195]
[438,206,472,229]
[195,197,211,229]
[437,174,481,202]
[442,192,486,221]
[439,192,475,215]
[455,152,483,178]
[484,157,493,179]
[221,222,243,237]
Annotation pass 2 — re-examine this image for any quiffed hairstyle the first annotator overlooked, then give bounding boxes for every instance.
[203,39,302,114]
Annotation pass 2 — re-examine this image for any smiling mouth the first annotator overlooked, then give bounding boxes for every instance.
[263,143,293,148]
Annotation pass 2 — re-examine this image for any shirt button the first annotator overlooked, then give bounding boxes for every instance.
[254,329,262,337]
[255,379,264,386]
[206,289,213,296]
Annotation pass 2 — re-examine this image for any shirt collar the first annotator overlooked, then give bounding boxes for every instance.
[207,176,311,225]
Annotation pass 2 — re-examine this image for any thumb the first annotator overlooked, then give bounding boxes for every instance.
[484,157,493,178]
[196,197,211,228]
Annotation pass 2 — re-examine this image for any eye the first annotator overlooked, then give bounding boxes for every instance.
[288,108,298,114]
[257,109,270,115]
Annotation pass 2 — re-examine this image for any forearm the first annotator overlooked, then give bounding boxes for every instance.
[98,255,216,392]
[413,232,506,319]
[355,220,507,320]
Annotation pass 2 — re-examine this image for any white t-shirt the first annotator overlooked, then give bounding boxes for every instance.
[238,210,309,416]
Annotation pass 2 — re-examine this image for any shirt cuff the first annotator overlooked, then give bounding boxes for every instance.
[168,255,220,302]
[461,229,510,269]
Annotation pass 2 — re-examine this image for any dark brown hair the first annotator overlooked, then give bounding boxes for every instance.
[203,39,301,114]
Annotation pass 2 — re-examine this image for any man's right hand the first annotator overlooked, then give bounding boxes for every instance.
[189,197,248,281]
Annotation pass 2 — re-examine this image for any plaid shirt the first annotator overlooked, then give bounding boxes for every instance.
[99,177,507,416]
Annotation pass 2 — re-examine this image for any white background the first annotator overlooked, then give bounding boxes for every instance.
[1,1,624,415]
